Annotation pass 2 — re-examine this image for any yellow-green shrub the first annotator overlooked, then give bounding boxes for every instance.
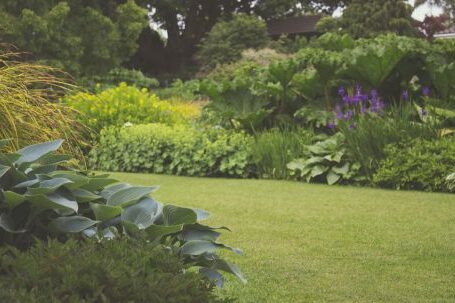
[64,83,201,132]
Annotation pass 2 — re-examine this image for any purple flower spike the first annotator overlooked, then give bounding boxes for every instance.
[338,86,346,97]
[401,90,409,101]
[349,122,357,129]
[371,89,378,100]
[327,121,336,129]
[422,87,430,97]
[355,85,363,96]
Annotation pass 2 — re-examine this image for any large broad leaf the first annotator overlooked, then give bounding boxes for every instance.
[0,153,20,166]
[181,228,221,242]
[48,171,89,190]
[15,139,64,165]
[0,164,10,179]
[3,191,26,209]
[28,192,78,213]
[199,268,224,288]
[326,171,341,185]
[179,240,220,256]
[192,208,210,221]
[14,179,40,189]
[163,205,197,225]
[90,203,123,222]
[145,224,183,241]
[72,189,101,203]
[0,213,26,234]
[214,259,247,284]
[100,183,132,200]
[49,216,98,233]
[107,186,157,207]
[26,178,73,195]
[121,198,160,229]
[82,177,118,192]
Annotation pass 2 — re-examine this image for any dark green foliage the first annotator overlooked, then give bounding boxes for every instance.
[252,128,313,179]
[340,103,438,180]
[373,137,455,192]
[89,124,255,178]
[0,139,245,284]
[0,239,232,303]
[0,0,147,76]
[197,14,270,71]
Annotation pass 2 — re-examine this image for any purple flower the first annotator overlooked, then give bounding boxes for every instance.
[338,86,346,97]
[349,122,357,129]
[422,87,430,97]
[401,90,409,101]
[370,89,378,99]
[345,110,354,120]
[327,121,336,129]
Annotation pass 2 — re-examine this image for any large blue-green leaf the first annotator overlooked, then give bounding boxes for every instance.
[107,186,157,207]
[82,177,118,192]
[0,165,9,179]
[163,205,197,225]
[28,193,78,212]
[26,178,73,195]
[326,171,341,185]
[0,213,26,234]
[214,259,247,284]
[49,216,98,233]
[15,139,64,165]
[100,183,132,200]
[199,268,224,288]
[192,208,210,221]
[181,228,221,242]
[145,224,183,241]
[72,189,101,203]
[121,198,160,229]
[47,171,89,189]
[179,240,220,255]
[90,203,123,222]
[3,191,26,209]
[0,153,20,166]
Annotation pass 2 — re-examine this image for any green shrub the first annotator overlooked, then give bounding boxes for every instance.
[64,83,200,132]
[197,14,270,71]
[252,128,313,179]
[0,239,232,303]
[0,139,245,284]
[287,133,364,185]
[373,137,455,192]
[447,172,455,191]
[90,124,255,178]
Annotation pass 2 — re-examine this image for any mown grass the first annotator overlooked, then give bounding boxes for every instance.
[112,172,455,303]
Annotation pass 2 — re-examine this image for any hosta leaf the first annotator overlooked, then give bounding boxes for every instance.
[199,268,224,288]
[310,165,327,178]
[332,163,350,175]
[145,224,183,241]
[179,240,220,255]
[3,191,26,209]
[72,188,101,203]
[35,154,71,166]
[100,183,132,200]
[14,179,40,189]
[214,259,247,284]
[48,172,89,189]
[0,165,9,179]
[193,208,210,221]
[26,178,73,195]
[0,213,26,234]
[90,203,123,222]
[29,193,78,212]
[82,177,119,192]
[107,186,157,207]
[49,216,98,233]
[0,153,20,166]
[15,139,64,165]
[181,228,221,242]
[121,198,160,229]
[163,205,197,225]
[326,171,341,185]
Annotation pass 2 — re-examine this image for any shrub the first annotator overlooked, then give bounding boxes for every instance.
[197,14,270,71]
[0,239,232,303]
[0,50,87,158]
[373,137,455,192]
[0,139,245,284]
[252,128,313,179]
[287,133,364,185]
[82,68,160,91]
[64,83,201,132]
[89,124,255,178]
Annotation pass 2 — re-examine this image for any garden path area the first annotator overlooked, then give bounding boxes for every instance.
[113,172,455,303]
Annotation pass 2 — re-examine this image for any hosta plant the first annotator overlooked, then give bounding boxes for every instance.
[0,139,244,287]
[287,134,364,185]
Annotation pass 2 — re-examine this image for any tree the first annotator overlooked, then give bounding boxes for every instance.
[415,0,455,18]
[0,0,147,76]
[336,0,417,38]
[196,14,270,71]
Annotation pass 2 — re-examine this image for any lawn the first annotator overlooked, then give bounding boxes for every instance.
[112,172,455,303]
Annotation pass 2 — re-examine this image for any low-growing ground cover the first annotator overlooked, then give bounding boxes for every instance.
[113,172,455,303]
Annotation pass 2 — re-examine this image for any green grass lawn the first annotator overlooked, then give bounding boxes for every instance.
[112,172,455,303]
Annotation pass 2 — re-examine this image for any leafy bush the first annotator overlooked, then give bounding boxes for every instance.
[197,14,270,71]
[0,139,245,283]
[373,137,455,192]
[0,50,87,158]
[0,239,232,303]
[252,128,313,179]
[447,172,455,191]
[64,83,200,132]
[90,124,255,178]
[287,133,364,185]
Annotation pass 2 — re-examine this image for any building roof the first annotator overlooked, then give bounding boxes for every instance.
[435,25,455,38]
[267,15,322,36]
